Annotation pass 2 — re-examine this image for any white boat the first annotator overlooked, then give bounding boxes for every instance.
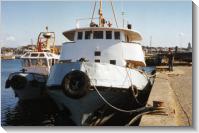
[46,1,156,125]
[5,27,59,101]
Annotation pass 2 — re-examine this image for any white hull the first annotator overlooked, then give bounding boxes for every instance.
[47,62,149,90]
[6,72,47,101]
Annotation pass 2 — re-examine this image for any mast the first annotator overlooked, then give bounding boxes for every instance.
[99,0,104,27]
[149,36,152,54]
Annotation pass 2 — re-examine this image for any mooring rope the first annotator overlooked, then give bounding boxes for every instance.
[82,62,151,113]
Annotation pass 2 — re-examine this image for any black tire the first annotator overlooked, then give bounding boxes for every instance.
[5,79,11,88]
[62,70,90,99]
[10,75,27,90]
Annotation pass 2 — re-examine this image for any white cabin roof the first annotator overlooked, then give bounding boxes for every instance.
[63,27,142,42]
[21,52,59,59]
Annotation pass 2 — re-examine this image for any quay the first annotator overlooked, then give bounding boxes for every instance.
[139,65,192,126]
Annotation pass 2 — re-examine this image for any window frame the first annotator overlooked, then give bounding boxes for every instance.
[94,51,101,56]
[106,31,112,39]
[110,60,116,65]
[95,59,100,63]
[85,31,91,40]
[77,32,83,40]
[114,31,120,40]
[93,31,104,39]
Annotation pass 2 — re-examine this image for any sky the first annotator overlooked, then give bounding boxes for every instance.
[0,0,192,48]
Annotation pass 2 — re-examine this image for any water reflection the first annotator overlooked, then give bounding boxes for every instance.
[3,98,58,126]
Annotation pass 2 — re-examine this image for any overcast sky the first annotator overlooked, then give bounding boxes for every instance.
[1,0,192,48]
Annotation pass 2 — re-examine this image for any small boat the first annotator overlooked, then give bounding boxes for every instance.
[46,1,156,125]
[5,27,59,101]
[1,53,15,60]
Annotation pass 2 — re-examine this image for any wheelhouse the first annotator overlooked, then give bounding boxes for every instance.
[20,52,59,75]
[60,27,145,68]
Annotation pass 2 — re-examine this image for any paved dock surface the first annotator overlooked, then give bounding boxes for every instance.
[140,66,192,126]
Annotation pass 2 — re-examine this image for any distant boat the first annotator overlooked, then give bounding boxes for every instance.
[46,0,156,125]
[1,53,15,60]
[5,27,59,101]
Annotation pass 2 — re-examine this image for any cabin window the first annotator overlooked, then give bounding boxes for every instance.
[47,53,53,57]
[24,53,30,57]
[31,53,38,57]
[39,53,45,57]
[114,32,120,40]
[110,60,116,65]
[95,59,100,63]
[30,59,47,66]
[31,59,38,66]
[106,31,112,39]
[38,59,48,66]
[77,32,83,40]
[43,50,49,52]
[22,59,30,67]
[93,31,103,39]
[94,51,101,56]
[85,31,91,39]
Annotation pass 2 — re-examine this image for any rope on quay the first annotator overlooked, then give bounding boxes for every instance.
[126,109,167,126]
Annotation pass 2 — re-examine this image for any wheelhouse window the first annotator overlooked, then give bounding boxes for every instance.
[77,32,83,40]
[93,31,103,39]
[31,59,38,66]
[47,53,53,57]
[110,60,116,65]
[106,31,112,39]
[39,53,45,57]
[114,32,120,40]
[95,59,100,63]
[31,53,38,57]
[38,59,48,66]
[94,51,101,56]
[85,31,91,39]
[30,59,47,66]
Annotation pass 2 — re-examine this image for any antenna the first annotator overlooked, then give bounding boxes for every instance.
[46,26,48,32]
[150,36,152,54]
[31,38,33,45]
[121,0,125,28]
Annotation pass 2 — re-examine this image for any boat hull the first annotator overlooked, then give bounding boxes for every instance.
[46,62,155,125]
[5,72,47,101]
[47,84,152,125]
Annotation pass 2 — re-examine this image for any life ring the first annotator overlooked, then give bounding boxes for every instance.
[62,70,90,99]
[10,75,27,90]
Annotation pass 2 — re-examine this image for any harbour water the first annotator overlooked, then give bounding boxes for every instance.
[1,59,59,126]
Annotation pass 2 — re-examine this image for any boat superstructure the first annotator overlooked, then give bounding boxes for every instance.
[5,27,59,100]
[46,1,156,125]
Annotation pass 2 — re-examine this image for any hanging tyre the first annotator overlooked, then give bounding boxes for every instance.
[10,75,27,90]
[62,70,90,99]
